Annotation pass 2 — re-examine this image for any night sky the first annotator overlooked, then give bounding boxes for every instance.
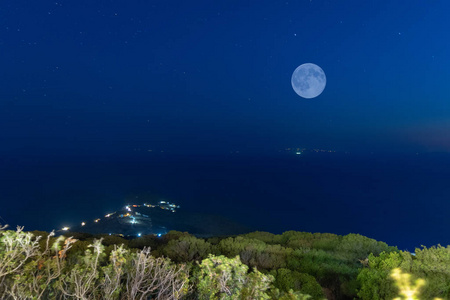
[1,1,450,249]
[2,0,450,155]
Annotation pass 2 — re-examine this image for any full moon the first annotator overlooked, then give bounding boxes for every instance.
[291,63,326,99]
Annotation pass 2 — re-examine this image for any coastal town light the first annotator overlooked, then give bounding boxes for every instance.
[74,201,179,234]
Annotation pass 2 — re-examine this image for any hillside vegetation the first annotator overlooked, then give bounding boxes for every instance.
[1,225,449,299]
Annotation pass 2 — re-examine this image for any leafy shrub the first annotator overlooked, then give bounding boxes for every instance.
[163,236,212,263]
[4,225,424,300]
[356,247,450,300]
[244,231,283,244]
[336,233,397,261]
[271,268,325,299]
[217,236,266,257]
[195,254,273,299]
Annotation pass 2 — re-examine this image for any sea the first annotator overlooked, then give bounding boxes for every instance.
[1,151,450,251]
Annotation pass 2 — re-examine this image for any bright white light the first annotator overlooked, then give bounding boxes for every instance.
[81,222,86,226]
[157,233,162,237]
[138,233,141,237]
[62,227,69,231]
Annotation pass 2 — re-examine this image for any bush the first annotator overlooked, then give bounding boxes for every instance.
[127,234,158,249]
[336,233,397,261]
[163,236,212,263]
[0,227,190,300]
[357,251,412,300]
[244,231,283,244]
[358,246,450,300]
[195,254,273,299]
[271,268,325,299]
[217,236,266,257]
[4,226,416,300]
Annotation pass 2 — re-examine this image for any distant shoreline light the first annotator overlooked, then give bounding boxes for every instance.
[63,200,180,234]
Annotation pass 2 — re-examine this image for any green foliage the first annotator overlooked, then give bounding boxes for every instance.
[124,247,190,299]
[390,268,427,300]
[0,228,76,299]
[0,228,191,299]
[410,245,450,299]
[163,236,212,263]
[287,248,358,299]
[0,227,41,280]
[3,226,424,300]
[8,234,70,299]
[217,236,266,257]
[270,289,313,300]
[336,233,397,261]
[195,254,273,299]
[99,244,128,299]
[282,231,340,252]
[69,231,94,240]
[127,234,158,249]
[271,268,325,299]
[244,231,283,245]
[66,239,91,260]
[206,236,222,245]
[56,239,106,299]
[216,236,292,271]
[164,230,192,241]
[358,251,408,300]
[254,244,292,270]
[99,235,128,247]
[356,250,437,300]
[294,249,357,281]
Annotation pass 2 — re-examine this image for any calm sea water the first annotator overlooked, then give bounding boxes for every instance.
[1,152,450,251]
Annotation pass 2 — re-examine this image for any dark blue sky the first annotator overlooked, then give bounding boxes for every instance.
[3,1,450,249]
[1,0,450,156]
